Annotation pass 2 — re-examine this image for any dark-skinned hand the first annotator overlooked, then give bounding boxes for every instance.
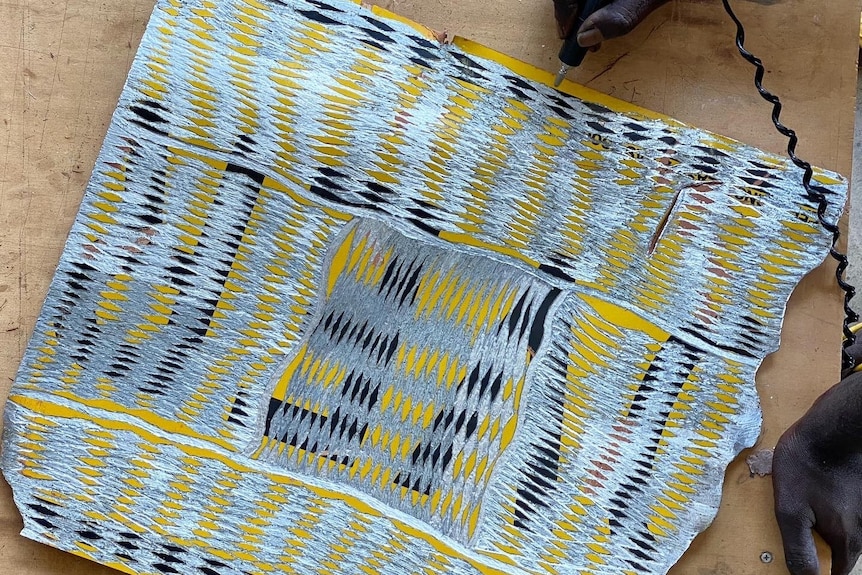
[552,0,670,48]
[773,369,862,575]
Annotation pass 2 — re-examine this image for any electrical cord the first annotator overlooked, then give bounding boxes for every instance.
[721,0,859,373]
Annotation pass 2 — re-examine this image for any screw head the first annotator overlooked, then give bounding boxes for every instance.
[760,551,773,564]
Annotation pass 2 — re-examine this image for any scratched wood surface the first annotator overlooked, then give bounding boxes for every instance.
[0,0,857,574]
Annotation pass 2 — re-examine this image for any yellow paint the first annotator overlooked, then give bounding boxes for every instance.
[438,231,539,269]
[49,391,237,453]
[269,343,308,402]
[578,294,670,343]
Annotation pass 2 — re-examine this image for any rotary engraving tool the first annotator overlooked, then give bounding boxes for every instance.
[553,0,604,87]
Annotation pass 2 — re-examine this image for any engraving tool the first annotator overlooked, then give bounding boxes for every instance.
[553,0,604,87]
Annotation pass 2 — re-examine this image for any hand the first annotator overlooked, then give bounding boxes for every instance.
[772,372,862,575]
[552,0,670,48]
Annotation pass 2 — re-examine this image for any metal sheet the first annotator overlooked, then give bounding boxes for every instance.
[0,0,847,574]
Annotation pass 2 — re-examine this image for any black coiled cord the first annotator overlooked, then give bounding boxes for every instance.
[721,0,859,373]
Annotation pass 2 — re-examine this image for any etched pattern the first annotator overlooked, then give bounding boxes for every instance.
[0,0,847,574]
[256,219,557,542]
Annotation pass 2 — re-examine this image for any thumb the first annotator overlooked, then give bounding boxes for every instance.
[577,0,669,45]
[776,509,821,575]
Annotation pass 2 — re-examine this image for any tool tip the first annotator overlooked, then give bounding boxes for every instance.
[553,65,569,88]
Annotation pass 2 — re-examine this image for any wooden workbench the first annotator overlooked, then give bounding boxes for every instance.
[0,0,857,573]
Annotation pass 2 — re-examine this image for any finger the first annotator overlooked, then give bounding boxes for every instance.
[578,0,670,45]
[776,510,820,575]
[577,27,604,48]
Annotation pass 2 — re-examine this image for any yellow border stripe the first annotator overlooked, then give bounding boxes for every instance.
[52,391,238,452]
[365,3,672,122]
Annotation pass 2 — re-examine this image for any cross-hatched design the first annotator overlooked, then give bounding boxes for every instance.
[256,219,558,542]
